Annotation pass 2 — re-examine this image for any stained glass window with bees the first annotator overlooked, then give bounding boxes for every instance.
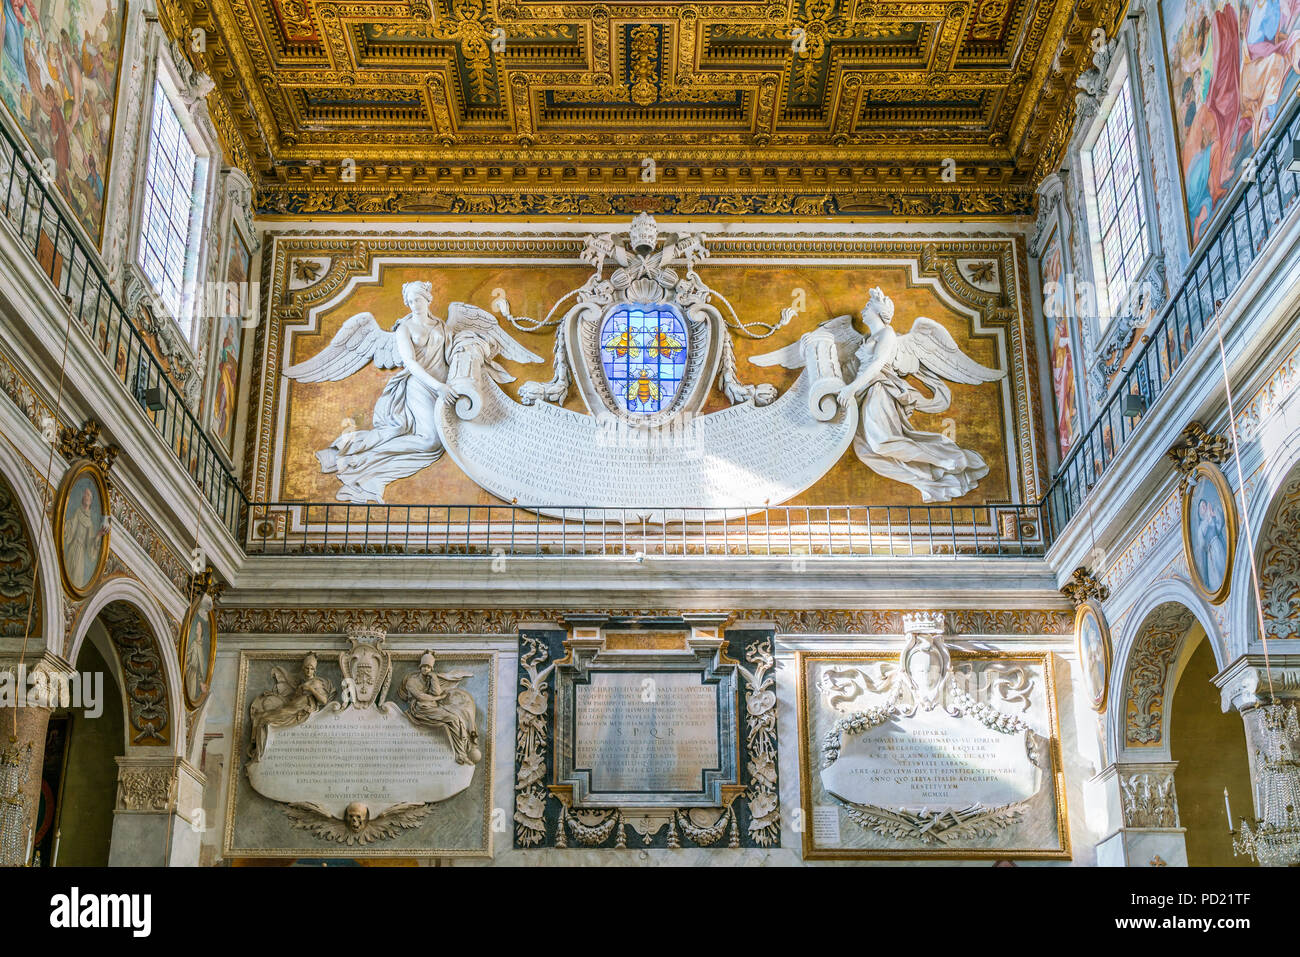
[598,305,688,415]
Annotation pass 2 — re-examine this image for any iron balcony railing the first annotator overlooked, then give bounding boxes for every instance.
[1042,99,1300,538]
[1,95,1296,560]
[242,502,1047,557]
[0,119,247,535]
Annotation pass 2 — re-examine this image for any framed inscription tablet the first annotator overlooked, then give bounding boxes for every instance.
[514,614,780,850]
[797,614,1069,860]
[223,628,494,859]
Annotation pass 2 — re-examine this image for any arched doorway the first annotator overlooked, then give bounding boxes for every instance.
[1169,630,1253,866]
[38,621,125,865]
[48,585,190,866]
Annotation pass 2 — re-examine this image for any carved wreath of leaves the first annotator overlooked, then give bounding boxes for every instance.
[842,800,1027,846]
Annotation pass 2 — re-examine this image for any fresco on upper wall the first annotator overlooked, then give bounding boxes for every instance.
[1039,225,1078,459]
[0,0,125,241]
[1161,0,1300,247]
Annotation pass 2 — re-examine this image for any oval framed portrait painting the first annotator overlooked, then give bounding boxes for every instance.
[52,460,111,600]
[1181,462,1237,605]
[180,595,218,711]
[1075,598,1112,713]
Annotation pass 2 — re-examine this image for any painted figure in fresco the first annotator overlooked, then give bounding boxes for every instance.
[248,653,335,759]
[1081,618,1105,701]
[1240,0,1300,146]
[62,481,104,588]
[832,288,1006,503]
[215,325,238,439]
[184,607,210,703]
[399,652,481,765]
[1195,492,1229,588]
[285,281,539,503]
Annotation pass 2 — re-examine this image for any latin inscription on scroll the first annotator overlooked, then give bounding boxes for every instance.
[247,706,473,818]
[574,672,720,793]
[438,373,857,517]
[821,709,1040,811]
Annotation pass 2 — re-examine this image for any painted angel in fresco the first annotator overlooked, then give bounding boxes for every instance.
[833,288,1005,502]
[284,281,540,503]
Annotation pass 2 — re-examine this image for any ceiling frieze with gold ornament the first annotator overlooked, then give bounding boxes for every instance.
[158,0,1128,217]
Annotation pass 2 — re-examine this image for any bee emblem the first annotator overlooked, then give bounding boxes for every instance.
[625,368,662,410]
[602,329,638,359]
[644,330,684,360]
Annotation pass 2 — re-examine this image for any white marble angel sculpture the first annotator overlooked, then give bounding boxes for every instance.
[283,280,540,503]
[833,288,1005,502]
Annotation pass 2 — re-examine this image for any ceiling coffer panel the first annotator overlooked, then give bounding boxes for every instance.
[159,0,1128,217]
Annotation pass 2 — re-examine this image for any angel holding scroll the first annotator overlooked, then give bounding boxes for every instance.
[835,288,1005,502]
[754,287,1004,502]
[284,281,540,503]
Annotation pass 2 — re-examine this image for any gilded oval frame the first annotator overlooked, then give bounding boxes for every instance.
[52,459,111,600]
[1180,461,1237,605]
[179,595,218,711]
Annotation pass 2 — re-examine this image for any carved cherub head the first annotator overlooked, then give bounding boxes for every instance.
[344,802,369,832]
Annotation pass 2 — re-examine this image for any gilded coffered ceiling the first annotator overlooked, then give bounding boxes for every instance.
[158,0,1126,217]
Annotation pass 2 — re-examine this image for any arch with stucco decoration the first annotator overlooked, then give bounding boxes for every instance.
[67,576,186,758]
[1106,577,1228,762]
[0,436,61,655]
[1228,442,1300,651]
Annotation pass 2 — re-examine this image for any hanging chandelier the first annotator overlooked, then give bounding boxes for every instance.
[1231,701,1300,867]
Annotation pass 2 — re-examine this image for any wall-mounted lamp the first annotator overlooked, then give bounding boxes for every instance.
[1123,391,1147,418]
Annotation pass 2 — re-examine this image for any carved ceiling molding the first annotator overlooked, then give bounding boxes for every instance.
[215,606,1074,635]
[247,230,1041,501]
[154,0,1126,216]
[1123,601,1196,749]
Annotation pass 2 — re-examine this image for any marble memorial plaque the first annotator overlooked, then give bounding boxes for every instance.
[798,651,1068,859]
[573,671,721,793]
[820,708,1041,812]
[224,645,494,859]
[246,704,475,818]
[515,621,782,849]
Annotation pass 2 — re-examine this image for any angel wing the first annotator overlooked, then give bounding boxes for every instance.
[892,317,1004,384]
[364,803,430,842]
[284,803,351,843]
[283,311,404,383]
[434,669,474,684]
[268,665,295,697]
[446,303,543,383]
[750,314,863,379]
